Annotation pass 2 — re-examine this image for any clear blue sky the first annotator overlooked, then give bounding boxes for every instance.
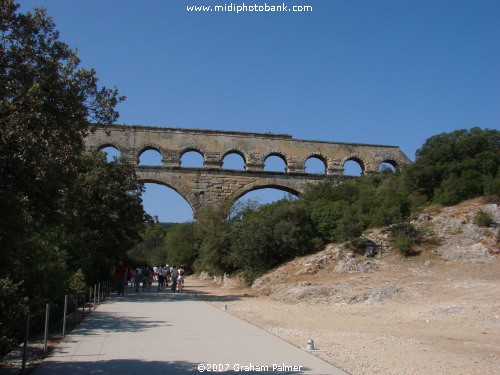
[19,0,499,222]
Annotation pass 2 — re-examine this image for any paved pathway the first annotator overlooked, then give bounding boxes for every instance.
[32,284,348,375]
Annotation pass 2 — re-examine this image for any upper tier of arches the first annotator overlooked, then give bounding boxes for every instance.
[88,125,411,175]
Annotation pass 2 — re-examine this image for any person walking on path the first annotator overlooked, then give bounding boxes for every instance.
[157,265,165,291]
[142,265,152,292]
[165,264,171,288]
[133,267,141,292]
[177,265,185,293]
[170,265,178,292]
[129,267,136,290]
[114,261,127,296]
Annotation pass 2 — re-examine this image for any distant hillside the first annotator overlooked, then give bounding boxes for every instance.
[158,222,180,231]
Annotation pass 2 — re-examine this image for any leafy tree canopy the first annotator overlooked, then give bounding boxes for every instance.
[404,127,499,204]
[128,222,169,267]
[0,0,125,271]
[163,222,198,272]
[0,1,145,355]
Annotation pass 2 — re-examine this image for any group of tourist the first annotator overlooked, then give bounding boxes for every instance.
[114,263,185,295]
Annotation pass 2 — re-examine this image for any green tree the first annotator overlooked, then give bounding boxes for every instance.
[229,200,319,284]
[404,127,499,204]
[0,0,124,277]
[0,278,29,353]
[303,173,412,243]
[308,199,349,242]
[0,1,127,354]
[336,210,364,242]
[128,222,169,267]
[62,152,148,283]
[193,205,233,276]
[163,222,198,273]
[368,174,412,227]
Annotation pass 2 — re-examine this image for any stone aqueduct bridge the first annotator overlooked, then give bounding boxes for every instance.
[85,125,411,217]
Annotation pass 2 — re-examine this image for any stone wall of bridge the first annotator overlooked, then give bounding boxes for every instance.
[85,125,411,174]
[85,125,411,216]
[134,166,340,216]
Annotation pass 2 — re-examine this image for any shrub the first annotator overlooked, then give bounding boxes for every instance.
[347,237,378,257]
[474,210,494,228]
[68,269,87,294]
[0,278,29,356]
[239,269,264,286]
[391,223,422,256]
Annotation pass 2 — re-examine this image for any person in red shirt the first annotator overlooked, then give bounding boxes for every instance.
[114,261,127,296]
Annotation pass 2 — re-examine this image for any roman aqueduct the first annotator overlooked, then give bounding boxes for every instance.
[84,125,411,216]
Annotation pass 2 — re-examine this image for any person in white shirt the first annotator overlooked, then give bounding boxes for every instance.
[157,266,166,291]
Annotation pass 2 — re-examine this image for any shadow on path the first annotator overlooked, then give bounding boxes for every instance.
[36,359,311,374]
[68,310,171,336]
[111,284,257,304]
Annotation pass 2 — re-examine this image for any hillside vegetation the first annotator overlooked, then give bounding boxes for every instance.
[195,198,499,374]
[252,197,499,301]
[138,127,499,285]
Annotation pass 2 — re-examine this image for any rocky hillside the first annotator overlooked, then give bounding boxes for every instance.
[202,198,499,375]
[251,198,499,303]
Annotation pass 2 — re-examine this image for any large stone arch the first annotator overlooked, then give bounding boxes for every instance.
[224,178,303,213]
[135,170,201,215]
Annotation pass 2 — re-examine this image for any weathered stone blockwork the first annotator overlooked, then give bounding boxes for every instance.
[85,125,411,217]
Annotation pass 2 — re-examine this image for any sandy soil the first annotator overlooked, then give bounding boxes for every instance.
[188,260,499,375]
[187,200,500,375]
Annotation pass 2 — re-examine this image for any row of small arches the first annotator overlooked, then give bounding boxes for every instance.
[101,146,397,175]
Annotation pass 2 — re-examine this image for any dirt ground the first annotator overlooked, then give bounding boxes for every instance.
[3,199,496,375]
[187,200,500,375]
